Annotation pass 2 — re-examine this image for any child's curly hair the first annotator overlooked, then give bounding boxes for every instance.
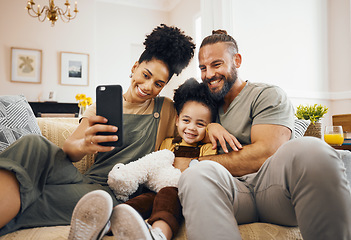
[139,24,196,80]
[173,78,218,122]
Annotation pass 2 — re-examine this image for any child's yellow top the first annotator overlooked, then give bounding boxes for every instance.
[159,138,217,157]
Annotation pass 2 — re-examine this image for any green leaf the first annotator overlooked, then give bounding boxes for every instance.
[295,104,328,124]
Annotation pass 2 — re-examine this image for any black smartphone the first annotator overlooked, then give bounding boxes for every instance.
[96,85,123,147]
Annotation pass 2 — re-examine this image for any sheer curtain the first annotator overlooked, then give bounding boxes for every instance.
[200,0,234,37]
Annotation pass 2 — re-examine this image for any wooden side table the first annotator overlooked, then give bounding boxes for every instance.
[333,139,351,151]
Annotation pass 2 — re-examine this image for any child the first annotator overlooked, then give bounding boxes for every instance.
[110,78,218,240]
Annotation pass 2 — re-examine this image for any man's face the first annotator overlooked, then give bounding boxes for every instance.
[199,42,239,102]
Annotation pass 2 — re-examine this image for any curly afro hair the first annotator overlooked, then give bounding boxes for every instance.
[138,24,196,80]
[173,78,218,122]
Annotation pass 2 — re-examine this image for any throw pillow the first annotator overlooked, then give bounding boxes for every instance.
[294,119,310,138]
[0,95,42,152]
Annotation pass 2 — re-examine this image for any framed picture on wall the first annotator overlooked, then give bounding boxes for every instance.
[10,47,42,84]
[60,52,89,86]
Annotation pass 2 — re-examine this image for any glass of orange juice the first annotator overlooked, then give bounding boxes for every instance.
[324,126,344,146]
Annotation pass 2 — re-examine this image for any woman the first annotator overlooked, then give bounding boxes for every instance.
[0,24,195,236]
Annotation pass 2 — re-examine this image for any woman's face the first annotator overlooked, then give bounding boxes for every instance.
[125,59,169,103]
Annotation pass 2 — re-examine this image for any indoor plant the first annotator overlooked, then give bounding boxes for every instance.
[295,104,328,138]
[75,94,92,117]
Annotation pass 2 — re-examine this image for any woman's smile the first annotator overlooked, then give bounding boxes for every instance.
[124,59,169,103]
[137,86,149,97]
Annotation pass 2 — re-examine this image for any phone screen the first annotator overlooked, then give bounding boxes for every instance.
[96,85,123,147]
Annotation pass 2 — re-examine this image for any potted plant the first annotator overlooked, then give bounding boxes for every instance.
[295,104,328,138]
[76,94,93,117]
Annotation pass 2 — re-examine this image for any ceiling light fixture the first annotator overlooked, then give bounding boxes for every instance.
[26,0,78,26]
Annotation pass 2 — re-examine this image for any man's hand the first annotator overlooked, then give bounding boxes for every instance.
[173,157,192,172]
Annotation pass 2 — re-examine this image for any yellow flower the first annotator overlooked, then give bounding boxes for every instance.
[76,94,92,109]
[86,97,93,105]
[80,100,87,107]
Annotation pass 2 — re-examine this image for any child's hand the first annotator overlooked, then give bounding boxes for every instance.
[206,123,242,153]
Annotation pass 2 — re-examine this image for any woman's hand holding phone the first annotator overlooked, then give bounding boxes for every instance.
[96,85,123,147]
[83,115,119,153]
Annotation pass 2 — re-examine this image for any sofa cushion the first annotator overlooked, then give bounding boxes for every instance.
[36,117,95,173]
[0,95,41,152]
[0,222,303,240]
[294,119,310,138]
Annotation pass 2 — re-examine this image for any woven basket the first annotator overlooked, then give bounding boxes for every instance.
[304,122,322,139]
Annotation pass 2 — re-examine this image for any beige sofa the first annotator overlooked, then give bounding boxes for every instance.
[1,118,306,240]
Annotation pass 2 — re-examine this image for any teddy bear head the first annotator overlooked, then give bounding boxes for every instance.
[107,163,148,201]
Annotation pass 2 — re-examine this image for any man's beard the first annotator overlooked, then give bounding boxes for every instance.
[204,66,237,103]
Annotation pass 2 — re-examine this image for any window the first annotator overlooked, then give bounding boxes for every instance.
[195,15,201,80]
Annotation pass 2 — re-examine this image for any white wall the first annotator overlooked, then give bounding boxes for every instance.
[95,0,201,98]
[328,0,351,118]
[161,0,201,98]
[0,0,97,103]
[95,1,169,95]
[0,0,180,103]
[0,0,200,102]
[231,0,329,103]
[201,0,350,126]
[1,0,350,126]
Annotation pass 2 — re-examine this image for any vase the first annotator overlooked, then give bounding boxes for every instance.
[78,106,86,118]
[304,122,322,139]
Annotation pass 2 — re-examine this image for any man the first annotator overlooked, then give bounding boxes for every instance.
[176,30,351,240]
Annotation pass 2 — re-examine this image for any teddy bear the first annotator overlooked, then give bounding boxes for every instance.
[107,149,182,201]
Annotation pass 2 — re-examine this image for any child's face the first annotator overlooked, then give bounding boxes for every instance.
[176,101,212,145]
